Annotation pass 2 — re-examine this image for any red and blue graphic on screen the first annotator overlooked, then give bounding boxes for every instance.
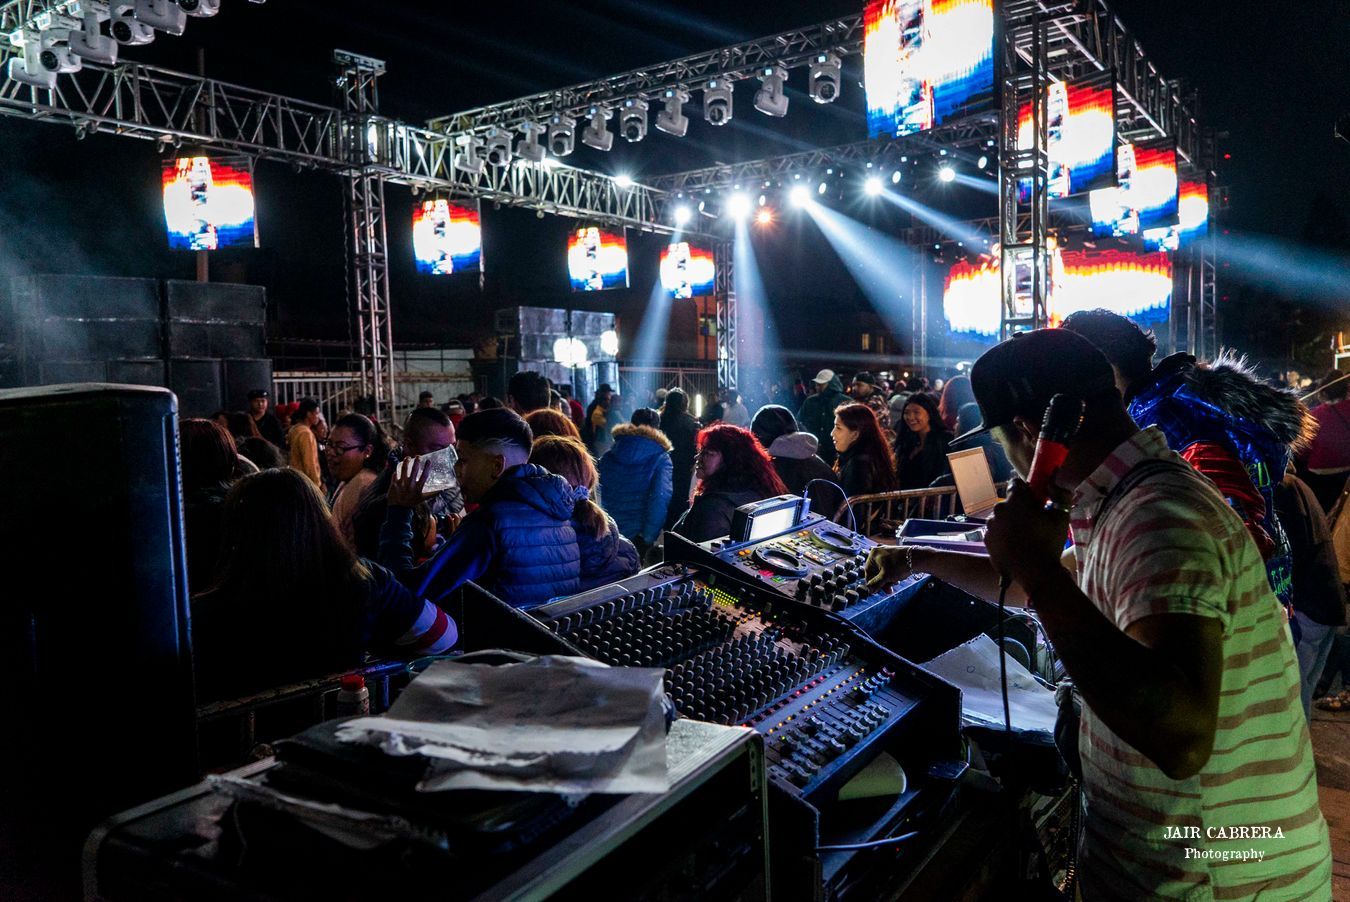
[944,249,1172,340]
[1143,179,1209,251]
[567,226,630,291]
[659,242,715,299]
[1017,75,1116,200]
[1089,140,1180,238]
[412,199,482,275]
[864,0,995,139]
[162,156,257,251]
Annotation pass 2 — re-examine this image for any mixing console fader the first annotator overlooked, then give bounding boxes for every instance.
[533,565,955,798]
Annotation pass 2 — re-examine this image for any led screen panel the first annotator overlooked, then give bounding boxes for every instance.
[943,248,1172,340]
[1017,74,1117,200]
[659,242,715,299]
[413,199,482,275]
[1089,139,1180,237]
[567,226,630,291]
[1142,179,1209,251]
[162,156,257,251]
[864,0,996,140]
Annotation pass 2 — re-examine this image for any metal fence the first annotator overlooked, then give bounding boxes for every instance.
[618,364,719,413]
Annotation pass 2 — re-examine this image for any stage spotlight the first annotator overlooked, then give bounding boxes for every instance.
[110,2,154,44]
[864,176,883,196]
[619,97,648,143]
[600,329,620,357]
[177,0,220,15]
[673,205,692,225]
[890,170,902,184]
[703,77,734,126]
[808,51,841,103]
[614,174,634,188]
[515,121,545,163]
[817,181,828,195]
[726,192,752,221]
[69,12,119,64]
[453,135,485,175]
[483,127,512,167]
[938,165,956,183]
[754,65,788,118]
[755,209,773,226]
[977,155,988,169]
[38,35,82,74]
[789,185,810,207]
[547,113,577,157]
[656,87,690,137]
[582,105,613,152]
[7,37,57,88]
[133,0,186,35]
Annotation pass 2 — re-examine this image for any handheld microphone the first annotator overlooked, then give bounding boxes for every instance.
[1025,393,1086,502]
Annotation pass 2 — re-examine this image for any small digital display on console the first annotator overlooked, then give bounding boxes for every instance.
[748,505,799,542]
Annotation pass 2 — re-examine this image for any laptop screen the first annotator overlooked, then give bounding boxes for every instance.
[947,448,999,518]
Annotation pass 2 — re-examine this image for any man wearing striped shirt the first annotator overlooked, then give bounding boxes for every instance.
[867,329,1330,900]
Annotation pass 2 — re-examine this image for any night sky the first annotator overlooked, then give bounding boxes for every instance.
[0,0,1345,372]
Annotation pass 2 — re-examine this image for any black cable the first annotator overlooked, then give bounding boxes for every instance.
[803,478,855,531]
[817,830,921,852]
[998,576,1012,733]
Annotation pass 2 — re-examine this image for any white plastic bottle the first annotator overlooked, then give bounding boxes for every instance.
[335,674,370,717]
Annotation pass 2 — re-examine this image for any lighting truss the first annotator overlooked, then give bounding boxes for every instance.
[426,16,864,137]
[645,119,998,194]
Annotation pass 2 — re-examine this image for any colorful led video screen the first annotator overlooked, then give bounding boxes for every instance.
[943,248,1172,340]
[162,156,257,251]
[1017,74,1117,200]
[567,226,630,291]
[1143,179,1209,251]
[412,199,482,275]
[863,0,996,140]
[660,241,715,299]
[1088,140,1180,237]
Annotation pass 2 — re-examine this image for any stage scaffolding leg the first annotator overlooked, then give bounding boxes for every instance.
[1000,12,1050,339]
[1200,234,1218,359]
[716,239,738,392]
[336,50,397,427]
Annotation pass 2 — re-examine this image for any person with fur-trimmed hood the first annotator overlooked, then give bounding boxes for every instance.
[1063,310,1317,617]
[597,408,674,559]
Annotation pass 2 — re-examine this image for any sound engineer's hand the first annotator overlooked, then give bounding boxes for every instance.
[984,478,1072,594]
[864,545,915,590]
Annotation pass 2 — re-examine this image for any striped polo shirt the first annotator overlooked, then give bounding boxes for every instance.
[1069,427,1330,901]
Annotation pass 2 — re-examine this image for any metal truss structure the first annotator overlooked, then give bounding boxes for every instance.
[713,240,737,390]
[1,0,1210,396]
[426,16,864,136]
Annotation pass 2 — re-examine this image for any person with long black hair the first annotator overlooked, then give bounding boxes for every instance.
[894,392,953,489]
[191,468,456,701]
[325,413,385,547]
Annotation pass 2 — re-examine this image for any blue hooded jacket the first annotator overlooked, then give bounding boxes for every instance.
[1127,352,1315,608]
[597,424,674,545]
[576,513,641,591]
[380,463,581,610]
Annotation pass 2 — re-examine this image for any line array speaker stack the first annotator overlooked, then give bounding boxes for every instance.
[6,275,272,417]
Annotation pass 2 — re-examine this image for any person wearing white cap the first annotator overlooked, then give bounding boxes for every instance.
[796,369,848,465]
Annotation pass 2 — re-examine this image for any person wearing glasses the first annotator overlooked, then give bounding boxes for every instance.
[325,413,385,548]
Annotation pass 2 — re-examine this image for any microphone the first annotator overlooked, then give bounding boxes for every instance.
[1025,393,1086,502]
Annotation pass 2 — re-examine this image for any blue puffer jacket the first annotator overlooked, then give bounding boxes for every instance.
[597,424,674,545]
[577,513,641,591]
[381,463,581,610]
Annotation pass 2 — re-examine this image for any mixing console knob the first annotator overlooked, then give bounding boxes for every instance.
[824,737,846,759]
[831,594,847,611]
[844,589,859,605]
[795,581,809,598]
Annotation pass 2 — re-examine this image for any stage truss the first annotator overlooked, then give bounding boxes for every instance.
[0,0,1213,413]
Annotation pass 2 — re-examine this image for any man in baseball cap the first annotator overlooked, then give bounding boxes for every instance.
[867,328,1331,897]
[798,368,848,465]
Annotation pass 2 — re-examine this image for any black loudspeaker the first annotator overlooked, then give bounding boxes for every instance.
[20,274,160,319]
[168,358,224,418]
[222,357,273,412]
[39,359,109,383]
[0,384,197,893]
[164,281,266,358]
[108,358,169,387]
[37,317,164,360]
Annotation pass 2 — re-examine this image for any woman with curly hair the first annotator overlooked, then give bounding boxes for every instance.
[528,436,639,590]
[831,403,898,499]
[894,392,953,489]
[674,425,787,543]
